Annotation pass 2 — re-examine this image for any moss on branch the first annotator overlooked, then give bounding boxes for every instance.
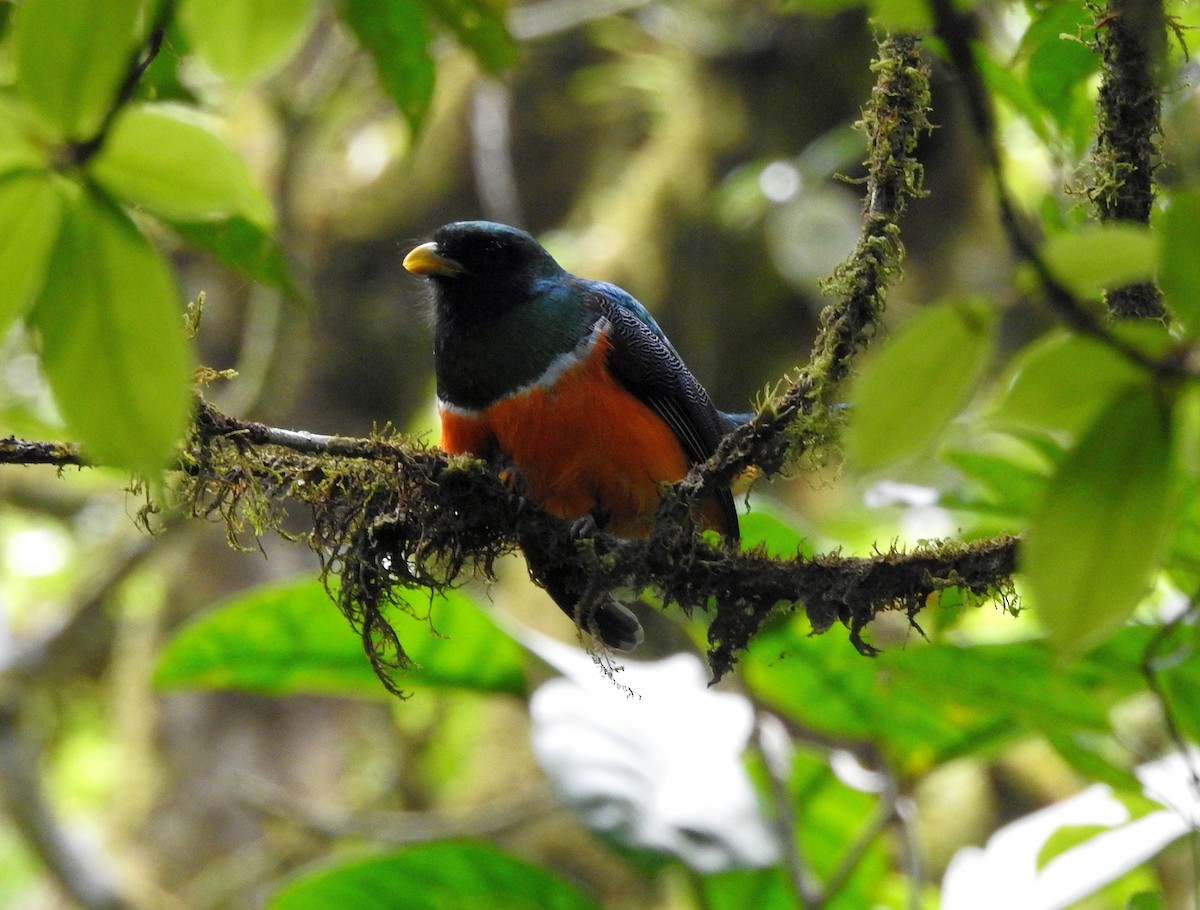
[1089,0,1167,319]
[170,400,1016,689]
[679,33,933,512]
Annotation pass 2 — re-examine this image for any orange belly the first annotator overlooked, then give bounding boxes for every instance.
[440,339,720,538]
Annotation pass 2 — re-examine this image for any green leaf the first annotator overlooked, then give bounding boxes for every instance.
[991,332,1145,438]
[740,504,815,558]
[426,0,518,72]
[178,0,318,84]
[1036,824,1113,870]
[697,868,794,910]
[867,0,931,31]
[12,0,144,141]
[1037,787,1162,869]
[169,216,305,302]
[845,298,995,471]
[1041,224,1159,300]
[339,0,435,135]
[743,613,1120,776]
[894,642,1112,738]
[267,841,599,910]
[1019,1,1098,135]
[775,0,860,13]
[0,100,49,176]
[942,439,1053,519]
[89,103,274,227]
[156,577,527,697]
[1043,731,1140,791]
[0,172,62,336]
[1159,189,1200,337]
[780,756,889,896]
[133,21,199,106]
[1127,893,1164,910]
[1023,385,1176,658]
[1156,631,1200,744]
[27,186,192,474]
[978,48,1054,147]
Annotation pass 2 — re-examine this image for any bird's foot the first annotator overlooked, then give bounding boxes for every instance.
[570,513,599,540]
[569,508,610,540]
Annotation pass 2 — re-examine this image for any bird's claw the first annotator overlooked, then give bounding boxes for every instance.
[570,514,598,539]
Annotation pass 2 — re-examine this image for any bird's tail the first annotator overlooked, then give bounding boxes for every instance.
[524,546,644,652]
[718,410,755,434]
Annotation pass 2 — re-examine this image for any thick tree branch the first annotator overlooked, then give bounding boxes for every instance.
[0,390,1018,688]
[175,401,1019,685]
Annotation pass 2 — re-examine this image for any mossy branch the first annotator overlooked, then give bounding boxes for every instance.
[0,392,1019,689]
[0,437,88,468]
[166,400,1017,688]
[1089,0,1167,319]
[684,34,933,498]
[929,0,1182,378]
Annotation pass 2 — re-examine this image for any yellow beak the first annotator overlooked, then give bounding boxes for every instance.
[403,242,464,277]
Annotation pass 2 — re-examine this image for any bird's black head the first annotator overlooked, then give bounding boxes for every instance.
[404,221,564,320]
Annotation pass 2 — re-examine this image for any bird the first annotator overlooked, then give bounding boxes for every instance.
[404,220,740,651]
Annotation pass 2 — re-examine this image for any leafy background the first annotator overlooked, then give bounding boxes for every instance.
[1,0,1199,908]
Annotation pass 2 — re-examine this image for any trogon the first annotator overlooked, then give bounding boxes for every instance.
[404,221,739,651]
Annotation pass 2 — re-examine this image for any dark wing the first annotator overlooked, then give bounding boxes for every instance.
[581,280,739,540]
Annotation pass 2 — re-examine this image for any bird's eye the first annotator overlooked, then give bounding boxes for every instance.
[477,239,510,269]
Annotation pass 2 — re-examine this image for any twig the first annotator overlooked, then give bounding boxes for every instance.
[194,399,397,458]
[1140,600,1200,799]
[893,792,924,910]
[0,436,87,467]
[819,797,899,908]
[754,715,821,908]
[70,0,176,165]
[242,775,561,842]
